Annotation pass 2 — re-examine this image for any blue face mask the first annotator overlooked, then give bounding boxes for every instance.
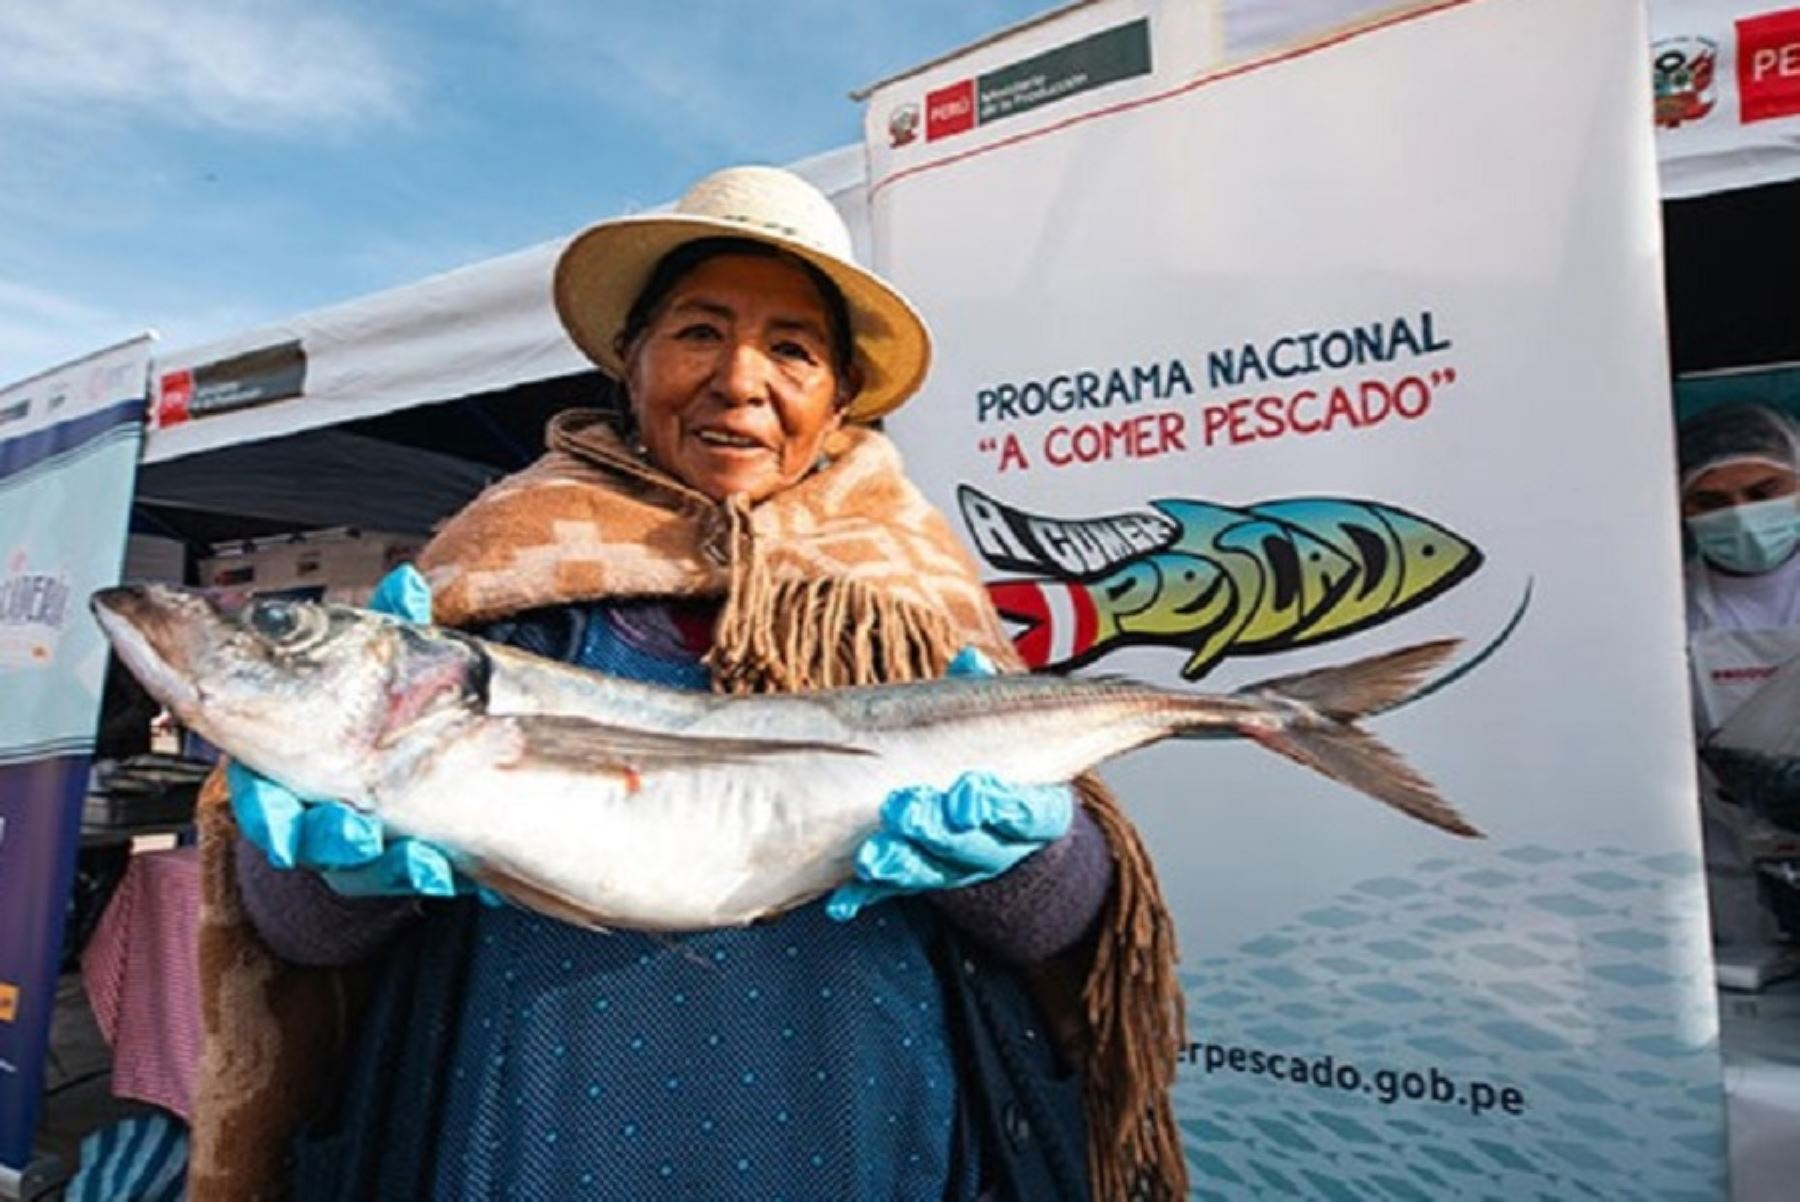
[1686,495,1800,574]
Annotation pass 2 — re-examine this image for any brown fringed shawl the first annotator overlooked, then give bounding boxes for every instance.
[188,410,1186,1201]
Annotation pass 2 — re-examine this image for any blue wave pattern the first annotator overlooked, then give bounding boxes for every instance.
[1175,845,1725,1200]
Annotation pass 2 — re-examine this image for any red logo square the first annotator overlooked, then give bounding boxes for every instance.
[1737,8,1800,123]
[926,79,976,142]
[155,370,193,428]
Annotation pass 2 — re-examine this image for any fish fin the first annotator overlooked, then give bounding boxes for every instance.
[1180,628,1237,680]
[465,864,616,932]
[1179,582,1255,681]
[1242,718,1481,838]
[501,715,873,778]
[1234,638,1460,719]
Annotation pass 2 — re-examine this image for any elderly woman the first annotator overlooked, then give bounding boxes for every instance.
[189,166,1183,1201]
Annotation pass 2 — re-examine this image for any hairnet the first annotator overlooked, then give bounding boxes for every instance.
[1677,403,1800,492]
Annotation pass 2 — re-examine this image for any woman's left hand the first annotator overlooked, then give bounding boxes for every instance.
[825,647,1074,922]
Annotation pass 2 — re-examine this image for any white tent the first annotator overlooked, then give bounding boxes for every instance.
[141,145,870,467]
[130,146,870,536]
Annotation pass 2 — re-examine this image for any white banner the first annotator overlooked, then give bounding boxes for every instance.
[0,336,149,1173]
[867,0,1725,1196]
[1652,0,1800,196]
[0,337,151,753]
[1099,0,1800,196]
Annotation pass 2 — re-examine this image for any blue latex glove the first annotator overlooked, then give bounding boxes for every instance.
[825,647,1074,921]
[228,565,474,899]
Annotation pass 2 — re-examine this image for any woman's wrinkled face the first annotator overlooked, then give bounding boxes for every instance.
[623,254,848,503]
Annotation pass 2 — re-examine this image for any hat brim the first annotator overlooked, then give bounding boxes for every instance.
[553,214,931,424]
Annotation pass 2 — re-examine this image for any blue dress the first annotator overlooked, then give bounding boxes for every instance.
[289,602,977,1201]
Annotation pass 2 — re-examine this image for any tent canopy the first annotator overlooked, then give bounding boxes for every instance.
[134,426,498,537]
[141,145,869,466]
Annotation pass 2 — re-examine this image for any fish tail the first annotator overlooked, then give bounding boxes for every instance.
[1237,715,1481,837]
[1234,638,1461,720]
[1207,639,1479,836]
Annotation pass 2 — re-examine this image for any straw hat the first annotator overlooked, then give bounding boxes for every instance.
[553,165,932,423]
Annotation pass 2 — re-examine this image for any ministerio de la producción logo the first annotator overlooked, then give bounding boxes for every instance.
[0,551,73,670]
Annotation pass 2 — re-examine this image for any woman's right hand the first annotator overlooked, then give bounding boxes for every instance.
[229,762,465,897]
[227,562,469,899]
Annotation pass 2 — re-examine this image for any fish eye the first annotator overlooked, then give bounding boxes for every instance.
[247,599,325,648]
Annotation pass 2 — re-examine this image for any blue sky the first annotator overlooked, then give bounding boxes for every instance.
[0,0,1057,385]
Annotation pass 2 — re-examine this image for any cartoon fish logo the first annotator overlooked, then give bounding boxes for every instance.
[963,486,1482,679]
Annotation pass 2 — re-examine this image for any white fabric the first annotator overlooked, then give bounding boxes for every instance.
[1719,982,1800,1200]
[1688,618,1800,731]
[1686,558,1800,947]
[1215,0,1800,198]
[1716,653,1800,760]
[143,237,583,464]
[1689,620,1800,947]
[1687,551,1800,637]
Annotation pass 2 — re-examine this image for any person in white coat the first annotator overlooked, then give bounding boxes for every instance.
[1679,402,1800,953]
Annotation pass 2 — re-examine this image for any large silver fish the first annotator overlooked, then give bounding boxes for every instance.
[89,584,1479,931]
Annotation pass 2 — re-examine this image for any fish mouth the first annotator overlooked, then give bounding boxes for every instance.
[90,584,209,717]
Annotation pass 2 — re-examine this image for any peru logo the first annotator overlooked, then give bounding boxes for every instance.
[888,102,920,148]
[1652,36,1718,129]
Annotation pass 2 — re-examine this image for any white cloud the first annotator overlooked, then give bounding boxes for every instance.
[0,280,136,386]
[487,0,1062,162]
[0,281,108,328]
[485,2,760,156]
[0,279,269,388]
[0,0,408,133]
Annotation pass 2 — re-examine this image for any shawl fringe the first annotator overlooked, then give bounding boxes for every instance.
[708,495,959,693]
[1076,776,1189,1200]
